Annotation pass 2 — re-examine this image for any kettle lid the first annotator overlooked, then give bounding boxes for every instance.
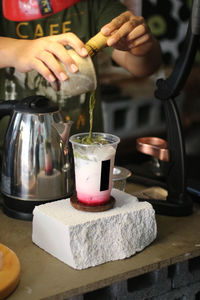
[15,95,59,113]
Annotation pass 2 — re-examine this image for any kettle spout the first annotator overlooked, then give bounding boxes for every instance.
[53,120,73,145]
[61,121,73,144]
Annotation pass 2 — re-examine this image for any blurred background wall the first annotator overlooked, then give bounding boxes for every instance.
[99,0,200,181]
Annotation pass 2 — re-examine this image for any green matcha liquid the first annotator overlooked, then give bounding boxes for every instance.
[72,90,107,145]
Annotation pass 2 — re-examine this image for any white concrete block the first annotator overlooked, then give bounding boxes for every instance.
[32,189,157,270]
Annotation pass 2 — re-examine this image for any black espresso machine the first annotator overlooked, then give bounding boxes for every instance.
[135,0,200,216]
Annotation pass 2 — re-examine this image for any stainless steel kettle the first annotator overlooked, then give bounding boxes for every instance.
[0,95,74,220]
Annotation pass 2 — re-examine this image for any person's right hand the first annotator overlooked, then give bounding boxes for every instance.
[6,33,88,86]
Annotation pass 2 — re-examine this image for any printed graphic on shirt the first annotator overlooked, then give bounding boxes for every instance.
[15,19,74,38]
[38,0,53,16]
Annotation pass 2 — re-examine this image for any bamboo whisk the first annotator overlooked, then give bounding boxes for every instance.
[85,32,108,57]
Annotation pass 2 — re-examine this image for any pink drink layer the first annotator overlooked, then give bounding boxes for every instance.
[77,190,111,206]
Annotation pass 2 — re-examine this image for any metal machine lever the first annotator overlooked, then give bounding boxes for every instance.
[137,0,200,216]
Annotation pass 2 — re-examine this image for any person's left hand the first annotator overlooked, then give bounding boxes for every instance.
[101,11,154,57]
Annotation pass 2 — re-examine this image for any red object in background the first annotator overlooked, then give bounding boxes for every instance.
[3,0,80,21]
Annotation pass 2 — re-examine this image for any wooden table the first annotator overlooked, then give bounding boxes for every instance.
[1,184,200,300]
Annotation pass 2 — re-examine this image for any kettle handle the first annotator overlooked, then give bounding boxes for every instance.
[0,100,17,118]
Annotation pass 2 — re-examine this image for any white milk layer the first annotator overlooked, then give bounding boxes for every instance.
[74,145,116,203]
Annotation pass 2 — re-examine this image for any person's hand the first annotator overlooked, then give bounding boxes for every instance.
[101,11,154,57]
[8,33,88,84]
